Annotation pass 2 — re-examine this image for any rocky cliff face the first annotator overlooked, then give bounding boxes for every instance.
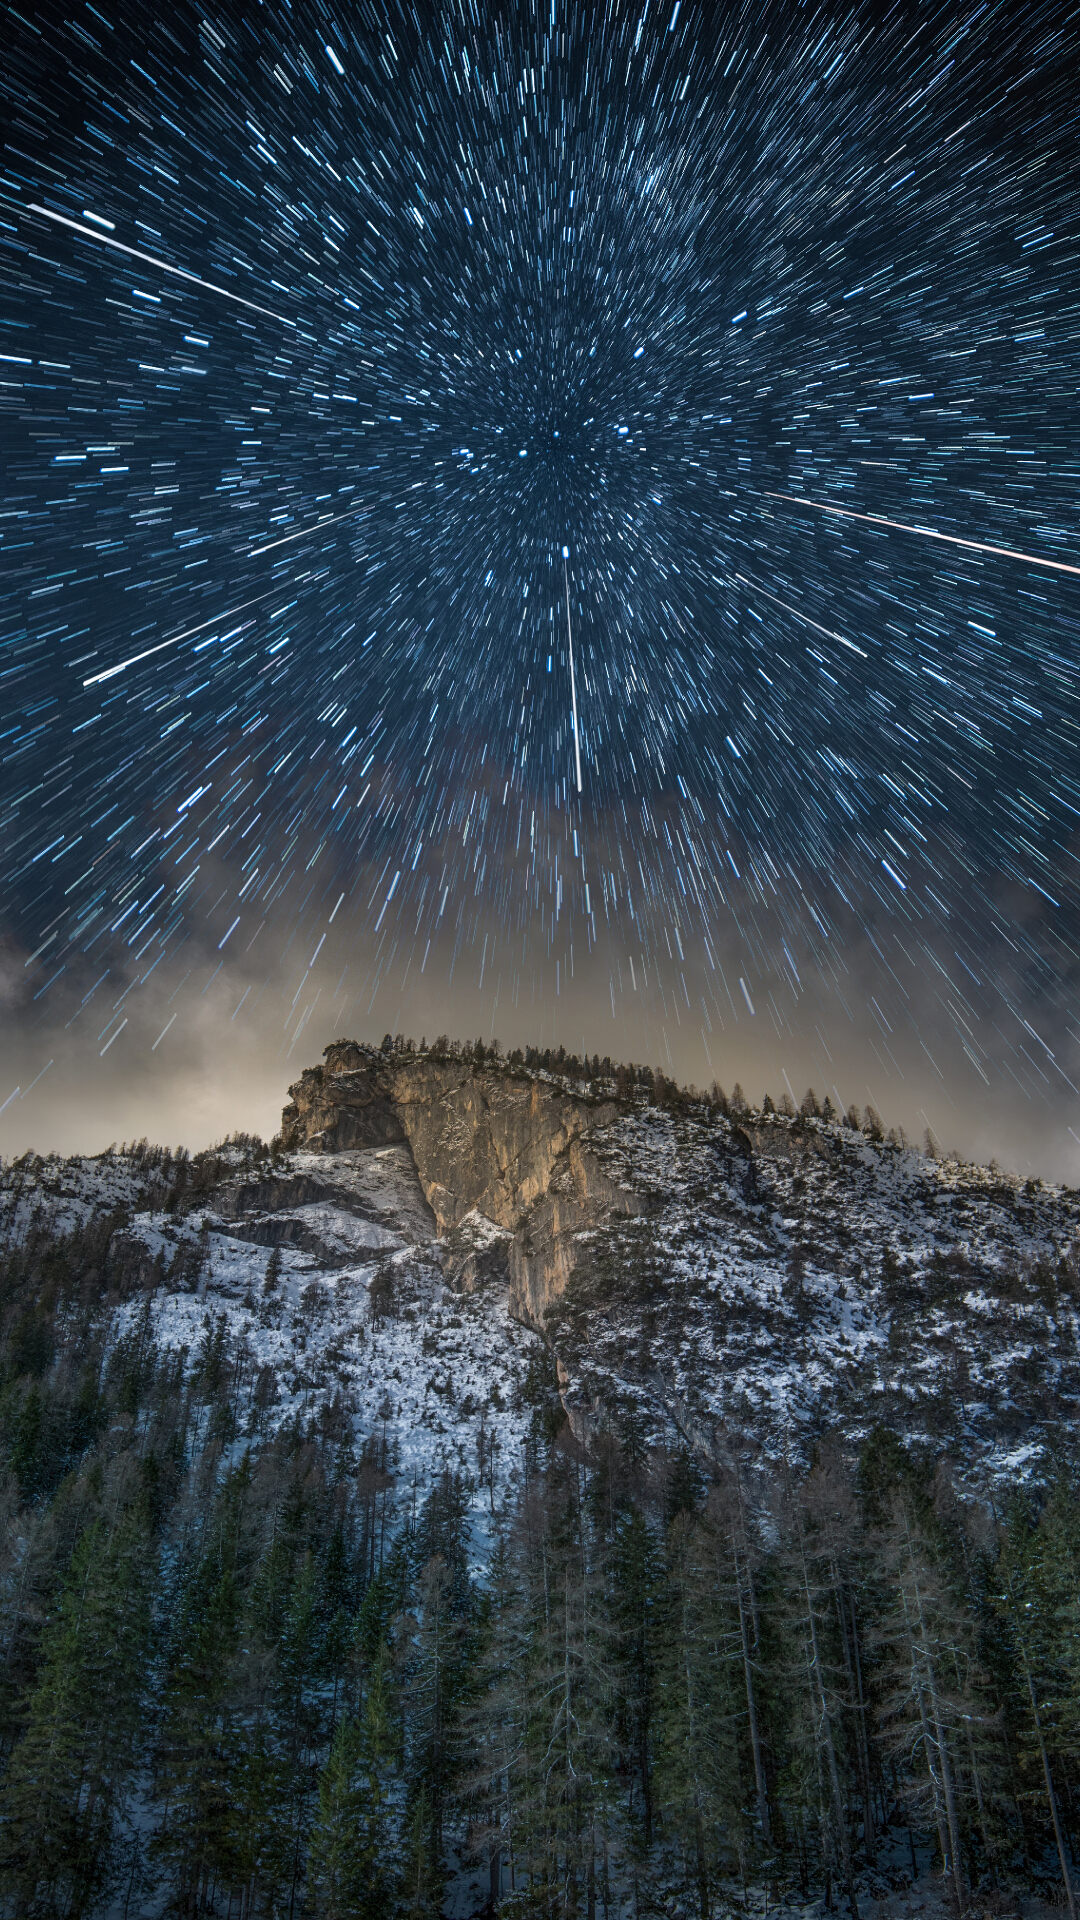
[280,1043,642,1325]
[279,1043,1080,1475]
[5,1050,1079,1484]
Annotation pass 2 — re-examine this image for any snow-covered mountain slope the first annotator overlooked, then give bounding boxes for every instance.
[0,1136,535,1528]
[546,1103,1080,1481]
[3,1055,1078,1498]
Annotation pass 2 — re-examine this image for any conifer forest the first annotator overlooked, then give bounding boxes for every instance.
[1,1169,1080,1920]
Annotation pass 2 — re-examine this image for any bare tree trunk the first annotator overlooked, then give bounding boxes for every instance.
[949,1641,996,1888]
[834,1572,875,1865]
[679,1581,711,1920]
[733,1536,771,1845]
[796,1516,860,1920]
[1012,1615,1078,1920]
[908,1633,951,1895]
[694,1807,710,1920]
[900,1520,966,1917]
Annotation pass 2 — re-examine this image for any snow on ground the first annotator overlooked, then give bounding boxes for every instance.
[0,1146,166,1239]
[75,1144,538,1530]
[3,1096,1079,1501]
[549,1105,1080,1480]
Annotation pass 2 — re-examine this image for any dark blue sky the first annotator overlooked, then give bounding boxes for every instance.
[2,0,1079,1176]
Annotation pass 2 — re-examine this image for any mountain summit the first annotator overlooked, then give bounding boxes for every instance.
[2,1039,1079,1917]
[277,1037,1080,1479]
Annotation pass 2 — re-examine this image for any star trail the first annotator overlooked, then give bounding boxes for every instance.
[2,0,1079,1171]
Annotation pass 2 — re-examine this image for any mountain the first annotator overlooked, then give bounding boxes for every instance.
[9,1038,1078,1492]
[279,1040,1080,1480]
[0,1039,1078,1919]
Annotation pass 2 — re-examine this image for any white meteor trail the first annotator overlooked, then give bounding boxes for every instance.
[83,592,279,685]
[766,492,1080,579]
[734,572,867,657]
[23,203,297,328]
[563,545,582,794]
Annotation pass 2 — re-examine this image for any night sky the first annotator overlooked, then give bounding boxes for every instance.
[2,0,1079,1176]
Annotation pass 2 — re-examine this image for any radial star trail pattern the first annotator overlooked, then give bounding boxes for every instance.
[2,0,1080,1169]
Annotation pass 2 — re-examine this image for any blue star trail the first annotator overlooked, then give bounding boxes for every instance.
[2,0,1079,1160]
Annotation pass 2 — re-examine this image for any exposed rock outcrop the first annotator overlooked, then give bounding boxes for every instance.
[7,1065,1078,1483]
[509,1137,643,1326]
[281,1044,641,1326]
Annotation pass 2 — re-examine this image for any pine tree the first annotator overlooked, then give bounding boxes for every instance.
[263,1245,283,1296]
[872,1482,972,1915]
[305,1651,395,1918]
[274,1555,325,1916]
[699,1480,774,1853]
[320,1520,355,1733]
[0,1512,155,1917]
[654,1507,751,1913]
[406,1551,472,1905]
[780,1482,857,1920]
[151,1461,253,1912]
[509,1452,615,1915]
[993,1486,1080,1920]
[460,1532,525,1911]
[609,1503,660,1845]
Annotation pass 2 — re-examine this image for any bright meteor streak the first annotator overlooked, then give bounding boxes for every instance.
[563,546,582,795]
[734,573,868,658]
[22,203,297,329]
[766,492,1080,579]
[82,593,280,685]
[245,505,370,556]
